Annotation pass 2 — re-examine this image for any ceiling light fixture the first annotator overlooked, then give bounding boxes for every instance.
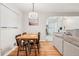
[28,3,39,20]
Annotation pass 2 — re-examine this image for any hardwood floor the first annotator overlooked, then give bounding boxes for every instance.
[8,41,61,56]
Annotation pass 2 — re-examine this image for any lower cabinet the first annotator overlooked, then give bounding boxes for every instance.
[53,33,79,56]
[53,35,64,54]
[0,49,1,56]
[64,41,79,56]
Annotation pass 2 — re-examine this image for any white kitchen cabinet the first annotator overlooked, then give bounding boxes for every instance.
[0,50,1,56]
[64,41,79,56]
[53,33,64,54]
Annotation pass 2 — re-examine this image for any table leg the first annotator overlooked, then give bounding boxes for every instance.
[34,40,37,56]
[28,41,31,55]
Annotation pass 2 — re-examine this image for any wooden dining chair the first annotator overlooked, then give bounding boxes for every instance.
[22,32,28,52]
[15,34,28,56]
[22,32,27,35]
[36,32,40,53]
[29,32,40,55]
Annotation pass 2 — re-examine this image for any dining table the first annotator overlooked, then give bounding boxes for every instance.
[17,34,38,40]
[16,33,38,55]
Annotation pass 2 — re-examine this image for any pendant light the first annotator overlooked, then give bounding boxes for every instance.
[28,3,38,20]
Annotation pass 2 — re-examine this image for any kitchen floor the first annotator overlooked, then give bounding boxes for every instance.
[8,41,61,56]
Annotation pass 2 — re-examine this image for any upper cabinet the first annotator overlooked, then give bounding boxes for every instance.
[64,16,79,30]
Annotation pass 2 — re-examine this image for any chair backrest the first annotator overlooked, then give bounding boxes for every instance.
[15,34,22,46]
[15,34,21,38]
[22,32,27,35]
[38,32,40,40]
[37,32,40,43]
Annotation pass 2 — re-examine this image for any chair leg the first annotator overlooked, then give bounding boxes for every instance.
[32,42,36,56]
[25,46,27,56]
[29,45,32,54]
[17,46,20,56]
[35,47,37,56]
[37,44,40,53]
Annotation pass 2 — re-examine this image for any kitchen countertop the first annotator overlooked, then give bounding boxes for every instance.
[54,32,79,47]
[54,32,64,38]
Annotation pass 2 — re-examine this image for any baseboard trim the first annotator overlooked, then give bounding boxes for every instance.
[4,46,17,56]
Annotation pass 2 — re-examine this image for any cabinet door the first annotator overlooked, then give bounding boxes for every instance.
[53,35,57,47]
[64,41,79,56]
[56,37,63,53]
[53,36,63,54]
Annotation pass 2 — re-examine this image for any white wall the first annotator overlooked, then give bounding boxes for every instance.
[0,3,23,55]
[0,3,24,33]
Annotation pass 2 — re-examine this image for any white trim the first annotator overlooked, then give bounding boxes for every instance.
[4,46,17,56]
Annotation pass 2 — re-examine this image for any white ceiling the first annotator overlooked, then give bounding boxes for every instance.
[10,3,79,13]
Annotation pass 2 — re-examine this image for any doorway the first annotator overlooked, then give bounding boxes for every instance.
[45,16,58,41]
